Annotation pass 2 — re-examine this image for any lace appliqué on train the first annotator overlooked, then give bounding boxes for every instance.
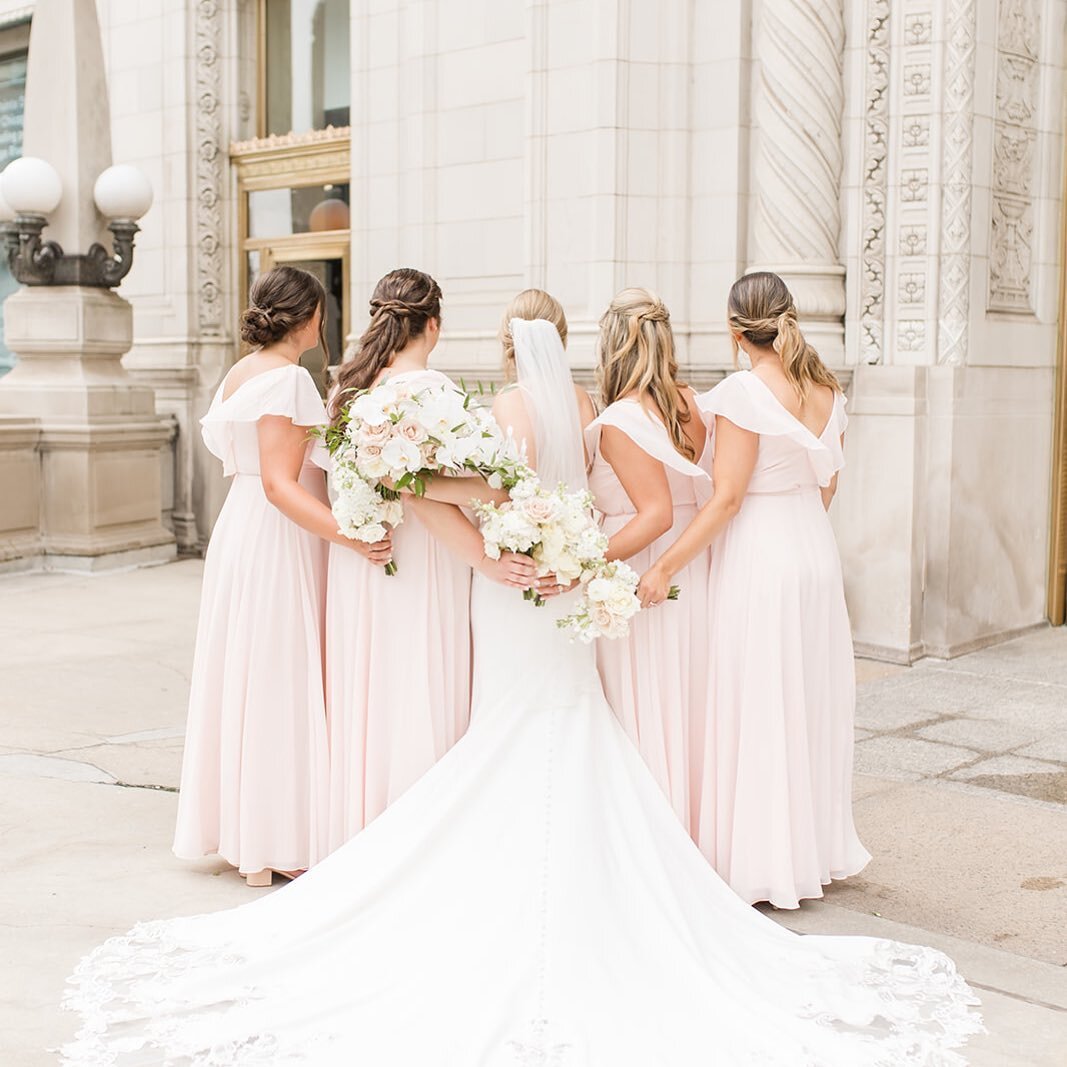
[507,1018,572,1066]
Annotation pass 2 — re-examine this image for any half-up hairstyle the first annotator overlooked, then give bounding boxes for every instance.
[727,272,840,399]
[500,288,568,379]
[240,265,327,354]
[596,288,696,461]
[331,267,443,422]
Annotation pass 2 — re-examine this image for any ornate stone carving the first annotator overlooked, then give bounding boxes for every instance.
[989,0,1040,313]
[904,13,933,45]
[752,0,846,323]
[902,116,931,148]
[887,1,935,361]
[859,0,890,364]
[195,0,225,336]
[937,0,977,365]
[901,168,929,202]
[899,226,927,256]
[898,320,925,351]
[903,64,932,95]
[899,272,926,305]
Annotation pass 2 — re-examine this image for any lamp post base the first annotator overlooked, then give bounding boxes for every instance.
[0,286,176,569]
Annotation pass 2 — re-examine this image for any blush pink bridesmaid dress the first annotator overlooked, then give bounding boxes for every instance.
[173,363,331,875]
[586,398,716,851]
[325,368,472,851]
[698,370,871,908]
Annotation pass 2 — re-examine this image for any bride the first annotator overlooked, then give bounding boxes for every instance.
[61,317,981,1066]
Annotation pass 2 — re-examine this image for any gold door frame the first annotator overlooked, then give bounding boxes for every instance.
[231,129,352,354]
[257,234,351,343]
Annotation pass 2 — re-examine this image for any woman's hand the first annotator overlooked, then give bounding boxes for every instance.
[346,533,394,566]
[637,564,673,609]
[478,551,538,589]
[534,573,578,600]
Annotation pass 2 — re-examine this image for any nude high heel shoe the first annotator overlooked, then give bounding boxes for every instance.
[245,869,272,887]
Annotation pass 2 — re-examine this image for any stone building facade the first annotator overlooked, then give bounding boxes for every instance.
[0,0,1063,664]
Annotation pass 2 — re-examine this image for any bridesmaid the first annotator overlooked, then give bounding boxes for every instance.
[638,271,871,908]
[585,288,715,851]
[173,266,389,888]
[325,269,538,849]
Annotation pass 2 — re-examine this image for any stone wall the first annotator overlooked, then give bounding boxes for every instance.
[0,0,1060,656]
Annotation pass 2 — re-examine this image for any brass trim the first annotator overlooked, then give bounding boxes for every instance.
[262,239,351,347]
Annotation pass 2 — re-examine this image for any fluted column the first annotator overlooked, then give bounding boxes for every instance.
[750,0,846,362]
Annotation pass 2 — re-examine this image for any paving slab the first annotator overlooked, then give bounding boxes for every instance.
[1017,731,1067,763]
[839,779,1067,965]
[854,735,976,777]
[3,560,1067,1064]
[915,715,1046,752]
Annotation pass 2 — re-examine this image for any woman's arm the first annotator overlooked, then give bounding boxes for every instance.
[258,415,393,565]
[820,434,844,510]
[600,426,675,562]
[420,474,511,507]
[636,416,758,606]
[407,496,561,592]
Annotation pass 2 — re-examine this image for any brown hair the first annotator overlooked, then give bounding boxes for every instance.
[240,265,327,354]
[596,287,696,461]
[331,267,442,422]
[500,288,568,379]
[727,272,840,398]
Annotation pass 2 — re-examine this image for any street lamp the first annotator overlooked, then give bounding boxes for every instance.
[0,156,153,287]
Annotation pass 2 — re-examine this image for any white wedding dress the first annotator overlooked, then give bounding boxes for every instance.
[61,325,982,1066]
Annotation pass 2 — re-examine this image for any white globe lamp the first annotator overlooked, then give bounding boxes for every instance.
[93,164,153,222]
[1,156,63,216]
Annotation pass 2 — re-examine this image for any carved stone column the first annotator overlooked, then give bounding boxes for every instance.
[750,0,846,363]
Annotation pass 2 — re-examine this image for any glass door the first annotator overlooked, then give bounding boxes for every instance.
[251,241,348,397]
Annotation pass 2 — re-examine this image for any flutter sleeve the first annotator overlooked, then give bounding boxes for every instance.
[697,372,844,487]
[201,364,328,476]
[584,400,710,480]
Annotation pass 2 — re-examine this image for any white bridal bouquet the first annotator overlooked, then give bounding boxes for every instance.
[323,377,525,573]
[557,560,681,643]
[474,477,609,606]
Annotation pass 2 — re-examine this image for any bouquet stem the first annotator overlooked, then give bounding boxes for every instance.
[523,586,545,607]
[668,586,680,600]
[385,560,398,577]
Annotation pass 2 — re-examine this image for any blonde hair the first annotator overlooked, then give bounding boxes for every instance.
[596,288,696,461]
[727,272,840,399]
[500,289,567,378]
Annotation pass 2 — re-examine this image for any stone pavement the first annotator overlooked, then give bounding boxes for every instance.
[1,560,1065,1065]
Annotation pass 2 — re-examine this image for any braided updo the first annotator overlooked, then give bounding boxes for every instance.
[240,265,326,349]
[727,272,839,398]
[596,287,696,461]
[331,268,442,422]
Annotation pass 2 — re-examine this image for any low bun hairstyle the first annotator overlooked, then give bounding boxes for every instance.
[500,288,568,379]
[331,267,442,423]
[596,287,696,461]
[240,265,327,351]
[727,272,840,399]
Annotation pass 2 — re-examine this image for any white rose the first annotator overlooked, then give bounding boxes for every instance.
[357,522,387,543]
[357,445,390,480]
[520,494,562,526]
[585,577,615,603]
[358,421,392,447]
